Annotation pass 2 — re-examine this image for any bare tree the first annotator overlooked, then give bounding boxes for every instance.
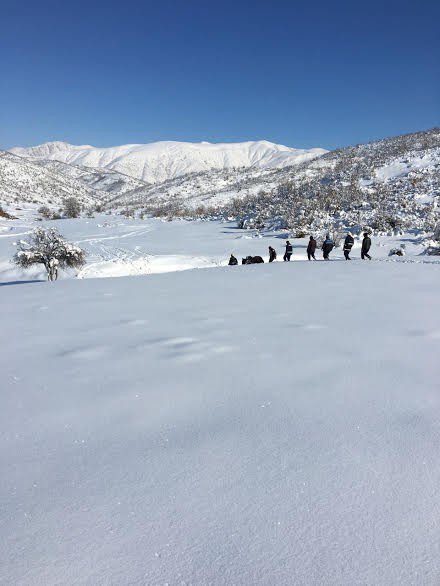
[14,227,85,281]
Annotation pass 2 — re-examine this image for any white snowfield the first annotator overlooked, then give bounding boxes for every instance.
[1,214,437,284]
[1,217,440,585]
[11,140,327,184]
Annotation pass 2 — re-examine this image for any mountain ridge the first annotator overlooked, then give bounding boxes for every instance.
[11,139,327,184]
[2,129,438,237]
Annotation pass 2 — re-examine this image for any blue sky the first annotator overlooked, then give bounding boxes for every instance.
[1,0,439,150]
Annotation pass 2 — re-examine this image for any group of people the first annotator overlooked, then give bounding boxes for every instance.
[228,233,372,265]
[341,232,372,261]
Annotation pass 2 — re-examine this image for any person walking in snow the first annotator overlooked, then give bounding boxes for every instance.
[228,254,238,266]
[268,246,277,262]
[283,241,293,262]
[322,234,334,260]
[307,236,317,260]
[343,232,354,260]
[361,233,372,260]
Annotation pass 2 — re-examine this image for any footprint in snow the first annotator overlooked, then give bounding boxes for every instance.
[407,329,440,340]
[302,324,327,331]
[119,318,149,327]
[151,336,237,363]
[159,337,198,349]
[58,345,109,360]
[285,323,327,331]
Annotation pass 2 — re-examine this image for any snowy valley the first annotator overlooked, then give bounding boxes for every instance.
[2,129,439,239]
[1,213,440,585]
[1,130,440,585]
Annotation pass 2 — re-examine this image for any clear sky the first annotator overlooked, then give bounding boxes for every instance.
[1,0,439,150]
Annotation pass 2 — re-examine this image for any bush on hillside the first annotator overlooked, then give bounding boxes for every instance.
[38,205,52,219]
[63,197,82,218]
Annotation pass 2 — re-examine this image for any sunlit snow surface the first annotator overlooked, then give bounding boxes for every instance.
[1,215,440,585]
[11,140,327,184]
[1,214,438,282]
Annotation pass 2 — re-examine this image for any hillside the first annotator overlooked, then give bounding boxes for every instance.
[112,128,439,234]
[231,127,440,234]
[3,130,439,236]
[11,139,327,184]
[30,158,151,195]
[0,151,105,209]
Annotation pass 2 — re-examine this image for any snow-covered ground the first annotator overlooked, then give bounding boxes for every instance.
[1,214,440,585]
[1,213,437,283]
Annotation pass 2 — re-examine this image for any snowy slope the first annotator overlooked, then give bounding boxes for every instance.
[0,151,105,208]
[213,128,440,233]
[31,158,152,194]
[104,128,440,221]
[1,246,439,585]
[4,130,439,232]
[11,140,327,184]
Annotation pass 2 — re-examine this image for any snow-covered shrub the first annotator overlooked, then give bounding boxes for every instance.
[425,246,440,256]
[63,197,81,218]
[38,205,52,219]
[13,227,85,281]
[0,204,16,220]
[237,217,265,230]
[371,212,402,232]
[388,247,405,257]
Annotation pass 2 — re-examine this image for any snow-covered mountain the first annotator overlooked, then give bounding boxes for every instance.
[2,130,439,236]
[11,140,327,184]
[0,151,105,208]
[110,128,439,235]
[30,159,151,197]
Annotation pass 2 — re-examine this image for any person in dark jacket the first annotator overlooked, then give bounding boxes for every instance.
[283,241,293,261]
[268,246,277,262]
[361,233,372,260]
[322,234,334,260]
[343,232,354,260]
[307,236,317,260]
[228,254,238,266]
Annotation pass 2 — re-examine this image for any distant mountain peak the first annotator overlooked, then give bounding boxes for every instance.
[11,139,327,184]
